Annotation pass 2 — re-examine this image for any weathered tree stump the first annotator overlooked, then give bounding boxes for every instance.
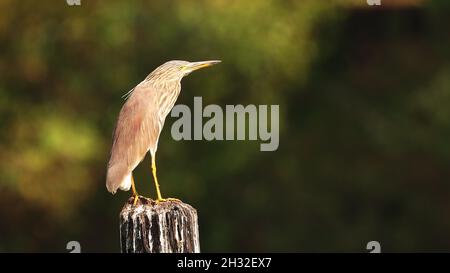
[119,197,200,253]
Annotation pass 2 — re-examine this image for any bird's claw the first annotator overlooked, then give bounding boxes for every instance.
[155,197,180,203]
[132,195,139,205]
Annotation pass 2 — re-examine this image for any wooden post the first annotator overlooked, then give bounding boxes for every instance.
[119,197,200,253]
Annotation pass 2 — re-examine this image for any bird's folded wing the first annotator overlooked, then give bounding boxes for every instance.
[106,85,160,193]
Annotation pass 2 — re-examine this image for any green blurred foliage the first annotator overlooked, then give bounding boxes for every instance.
[0,0,450,252]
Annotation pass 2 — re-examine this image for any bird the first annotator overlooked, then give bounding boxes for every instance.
[106,60,220,204]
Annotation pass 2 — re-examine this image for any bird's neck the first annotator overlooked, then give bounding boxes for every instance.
[149,78,181,93]
[144,73,181,91]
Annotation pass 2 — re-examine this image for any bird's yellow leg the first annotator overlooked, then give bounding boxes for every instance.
[151,155,163,201]
[131,175,139,205]
[151,155,179,203]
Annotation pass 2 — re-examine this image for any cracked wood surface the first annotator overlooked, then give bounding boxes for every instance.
[119,197,200,253]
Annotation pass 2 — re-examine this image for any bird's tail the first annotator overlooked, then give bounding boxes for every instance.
[106,163,132,194]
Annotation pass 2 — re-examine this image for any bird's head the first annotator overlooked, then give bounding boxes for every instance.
[147,60,221,82]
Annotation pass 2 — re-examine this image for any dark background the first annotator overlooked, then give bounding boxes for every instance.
[1,0,450,252]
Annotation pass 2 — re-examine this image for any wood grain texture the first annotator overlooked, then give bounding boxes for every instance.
[119,197,200,253]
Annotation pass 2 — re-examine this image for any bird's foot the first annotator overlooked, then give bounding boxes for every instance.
[155,197,181,203]
[132,195,139,205]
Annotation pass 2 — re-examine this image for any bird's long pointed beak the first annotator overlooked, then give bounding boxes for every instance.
[185,60,221,71]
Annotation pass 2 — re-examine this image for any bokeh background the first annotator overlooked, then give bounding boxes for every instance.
[1,0,450,252]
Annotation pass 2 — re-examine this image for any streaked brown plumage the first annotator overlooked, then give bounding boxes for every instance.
[106,60,220,202]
